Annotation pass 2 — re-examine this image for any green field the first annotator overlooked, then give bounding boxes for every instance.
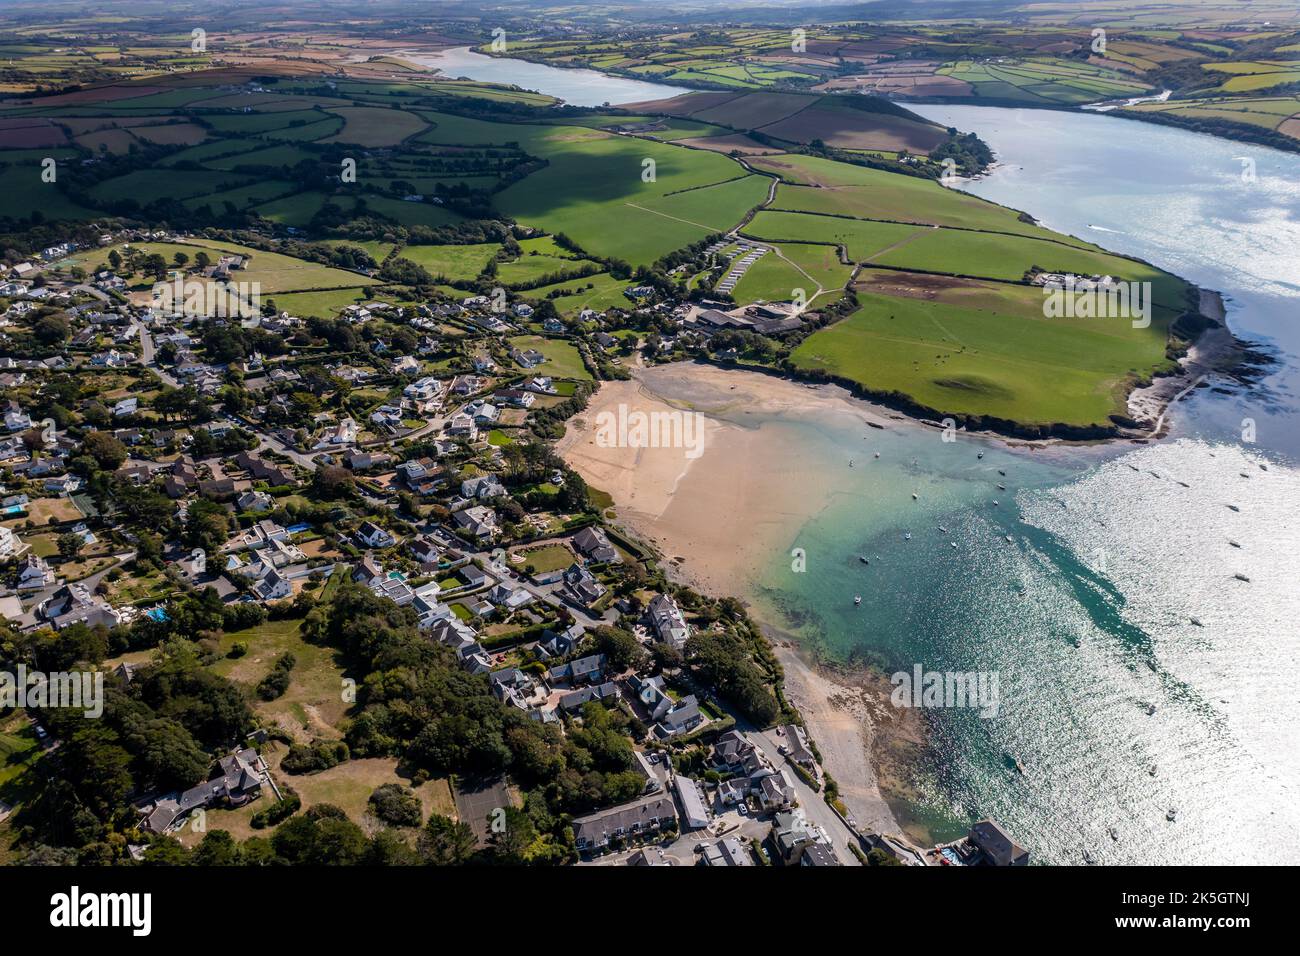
[744,210,924,262]
[507,334,591,380]
[397,243,499,282]
[790,273,1178,429]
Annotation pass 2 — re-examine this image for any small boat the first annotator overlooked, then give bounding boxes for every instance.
[911,492,918,500]
[859,555,870,565]
[1260,463,1268,471]
[1166,809,1177,823]
[853,595,862,606]
[997,483,1006,491]
[1227,504,1240,512]
[938,526,949,534]
[1149,765,1158,776]
[1190,617,1203,627]
[1239,472,1250,478]
[1229,540,1241,548]
[992,499,1000,506]
[950,541,957,549]
[903,532,912,541]
[1147,703,1157,715]
[1083,850,1095,865]
[1004,535,1013,543]
[873,452,880,459]
[977,452,984,459]
[1014,758,1027,775]
[849,460,854,467]
[1109,827,1119,842]
[997,469,1006,477]
[1234,573,1250,582]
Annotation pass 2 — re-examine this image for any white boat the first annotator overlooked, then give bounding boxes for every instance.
[903,532,912,540]
[853,595,862,606]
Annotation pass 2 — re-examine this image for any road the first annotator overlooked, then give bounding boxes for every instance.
[749,729,864,866]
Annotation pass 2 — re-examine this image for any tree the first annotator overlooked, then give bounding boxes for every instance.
[591,625,648,671]
[312,464,354,500]
[81,431,128,470]
[192,829,242,865]
[56,532,84,560]
[418,814,476,865]
[33,314,69,346]
[368,783,422,827]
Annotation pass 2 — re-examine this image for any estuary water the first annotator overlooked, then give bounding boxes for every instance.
[733,106,1300,863]
[401,46,692,107]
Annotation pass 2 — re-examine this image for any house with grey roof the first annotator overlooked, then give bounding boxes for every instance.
[969,819,1029,866]
[560,681,619,713]
[701,837,754,866]
[572,792,678,853]
[647,593,689,649]
[546,653,607,688]
[572,526,620,564]
[140,748,268,834]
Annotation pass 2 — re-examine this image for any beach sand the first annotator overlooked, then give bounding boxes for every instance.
[558,362,911,836]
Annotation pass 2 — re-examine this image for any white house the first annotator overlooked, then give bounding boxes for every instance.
[356,521,396,549]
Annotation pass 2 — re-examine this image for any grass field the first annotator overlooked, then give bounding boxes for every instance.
[790,270,1178,428]
[210,615,353,742]
[523,273,631,315]
[507,334,591,380]
[759,152,1093,246]
[397,242,499,282]
[744,210,925,261]
[492,121,767,265]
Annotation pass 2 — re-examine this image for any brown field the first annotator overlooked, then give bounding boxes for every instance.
[687,133,783,155]
[853,267,988,300]
[619,90,739,115]
[689,91,813,129]
[1,83,169,107]
[131,123,207,145]
[1279,117,1300,140]
[0,120,68,148]
[758,105,946,152]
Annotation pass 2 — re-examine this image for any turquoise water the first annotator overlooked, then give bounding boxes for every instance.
[738,107,1300,864]
[403,47,692,107]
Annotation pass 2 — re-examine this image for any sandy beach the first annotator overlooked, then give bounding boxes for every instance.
[558,362,913,837]
[555,364,893,596]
